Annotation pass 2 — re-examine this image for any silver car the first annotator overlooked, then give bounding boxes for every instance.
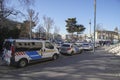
[74,42,84,50]
[60,43,82,55]
[82,43,93,50]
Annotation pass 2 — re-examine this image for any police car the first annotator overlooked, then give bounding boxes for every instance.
[2,39,59,68]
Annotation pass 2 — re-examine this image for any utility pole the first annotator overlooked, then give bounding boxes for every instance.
[93,0,96,53]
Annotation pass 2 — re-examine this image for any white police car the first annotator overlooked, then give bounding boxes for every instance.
[2,39,59,68]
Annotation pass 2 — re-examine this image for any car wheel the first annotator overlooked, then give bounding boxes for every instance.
[18,59,28,68]
[52,54,58,60]
[70,51,74,55]
[79,50,83,54]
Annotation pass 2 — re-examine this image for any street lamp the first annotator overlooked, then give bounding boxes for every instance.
[89,19,91,38]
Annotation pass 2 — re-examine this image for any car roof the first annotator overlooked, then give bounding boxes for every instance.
[5,39,50,43]
[62,43,73,45]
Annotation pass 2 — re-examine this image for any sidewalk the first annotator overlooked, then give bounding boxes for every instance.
[84,47,120,79]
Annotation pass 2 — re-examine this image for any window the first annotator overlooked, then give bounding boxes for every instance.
[31,42,43,50]
[19,43,22,46]
[24,43,27,46]
[28,43,30,46]
[32,42,35,45]
[45,42,54,49]
[15,41,43,51]
[16,42,28,51]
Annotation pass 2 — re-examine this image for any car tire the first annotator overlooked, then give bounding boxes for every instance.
[52,54,58,60]
[79,50,83,54]
[70,51,74,55]
[18,59,28,68]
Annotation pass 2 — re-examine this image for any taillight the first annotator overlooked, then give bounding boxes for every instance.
[67,48,71,50]
[11,46,15,56]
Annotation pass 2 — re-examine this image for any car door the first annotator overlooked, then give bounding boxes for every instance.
[42,42,55,58]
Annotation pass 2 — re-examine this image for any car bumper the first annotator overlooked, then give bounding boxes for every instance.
[60,51,71,54]
[83,47,93,50]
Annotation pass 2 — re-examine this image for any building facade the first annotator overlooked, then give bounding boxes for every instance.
[95,30,119,43]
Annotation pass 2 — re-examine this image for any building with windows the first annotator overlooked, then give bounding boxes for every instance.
[65,30,120,44]
[65,34,88,42]
[94,30,119,43]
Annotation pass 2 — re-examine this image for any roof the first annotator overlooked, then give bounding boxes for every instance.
[5,39,50,42]
[96,30,118,34]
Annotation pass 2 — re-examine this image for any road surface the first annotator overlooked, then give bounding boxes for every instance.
[0,47,120,80]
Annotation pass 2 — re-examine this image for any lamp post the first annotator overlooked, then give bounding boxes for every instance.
[89,19,91,38]
[93,0,96,53]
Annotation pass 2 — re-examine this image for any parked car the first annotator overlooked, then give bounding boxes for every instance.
[91,42,100,48]
[74,42,83,52]
[55,42,63,51]
[60,43,82,55]
[82,43,93,50]
[2,39,59,68]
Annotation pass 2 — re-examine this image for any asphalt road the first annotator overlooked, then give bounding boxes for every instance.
[0,47,120,80]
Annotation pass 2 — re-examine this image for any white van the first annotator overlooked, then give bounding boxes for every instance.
[2,39,59,68]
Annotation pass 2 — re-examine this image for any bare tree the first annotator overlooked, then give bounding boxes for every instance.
[35,24,46,38]
[0,0,18,28]
[96,24,101,31]
[19,0,34,7]
[54,25,60,33]
[43,15,54,39]
[19,9,39,38]
[27,9,39,26]
[0,0,33,18]
[54,25,60,38]
[96,23,104,31]
[0,0,34,28]
[27,8,39,38]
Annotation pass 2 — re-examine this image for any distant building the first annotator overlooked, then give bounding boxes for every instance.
[65,34,85,42]
[66,34,77,39]
[93,30,119,43]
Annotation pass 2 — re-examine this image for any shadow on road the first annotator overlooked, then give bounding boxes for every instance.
[0,47,120,80]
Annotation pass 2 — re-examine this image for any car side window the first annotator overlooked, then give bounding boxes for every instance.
[16,42,43,51]
[45,42,54,49]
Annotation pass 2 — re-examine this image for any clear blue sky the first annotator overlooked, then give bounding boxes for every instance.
[12,0,120,35]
